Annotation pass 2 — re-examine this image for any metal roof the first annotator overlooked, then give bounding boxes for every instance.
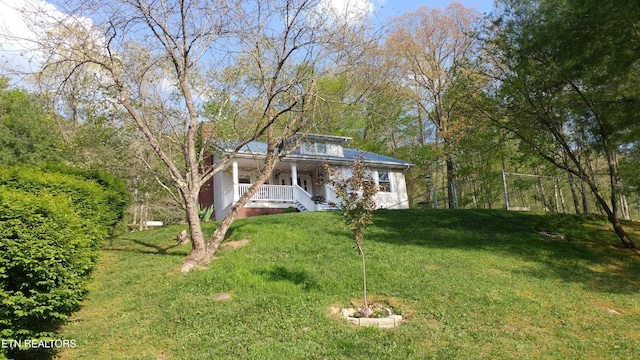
[233,140,413,169]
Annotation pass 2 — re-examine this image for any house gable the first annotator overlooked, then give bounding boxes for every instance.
[296,133,350,158]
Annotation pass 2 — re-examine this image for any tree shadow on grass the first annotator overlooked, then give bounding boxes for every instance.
[6,348,59,360]
[103,238,185,257]
[369,209,640,294]
[255,265,320,292]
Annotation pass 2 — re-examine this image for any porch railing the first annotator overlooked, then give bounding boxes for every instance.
[238,184,294,202]
[293,184,315,212]
[324,184,339,205]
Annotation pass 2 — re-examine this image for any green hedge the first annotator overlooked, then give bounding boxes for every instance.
[0,166,129,246]
[0,188,96,340]
[0,165,129,355]
[42,163,130,233]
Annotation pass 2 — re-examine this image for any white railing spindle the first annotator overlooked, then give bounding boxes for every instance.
[238,184,294,201]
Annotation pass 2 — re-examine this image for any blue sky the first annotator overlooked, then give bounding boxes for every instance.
[0,0,497,80]
[372,0,495,20]
[317,0,496,27]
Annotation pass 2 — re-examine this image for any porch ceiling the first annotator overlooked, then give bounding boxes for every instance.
[233,157,324,173]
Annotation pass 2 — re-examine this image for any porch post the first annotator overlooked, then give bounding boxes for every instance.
[291,163,298,187]
[324,166,332,201]
[232,160,239,202]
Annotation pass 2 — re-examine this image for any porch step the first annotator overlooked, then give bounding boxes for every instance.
[319,204,340,211]
[295,201,309,212]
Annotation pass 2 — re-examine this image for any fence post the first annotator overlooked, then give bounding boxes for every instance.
[502,170,510,211]
[433,187,438,209]
[451,177,459,209]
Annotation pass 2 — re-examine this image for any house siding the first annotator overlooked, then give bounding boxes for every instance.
[214,170,234,221]
[375,170,409,209]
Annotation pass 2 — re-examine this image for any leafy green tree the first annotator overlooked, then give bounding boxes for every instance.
[0,78,64,166]
[482,0,639,248]
[620,148,640,192]
[308,48,428,204]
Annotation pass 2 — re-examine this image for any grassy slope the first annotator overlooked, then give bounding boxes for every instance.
[53,209,640,359]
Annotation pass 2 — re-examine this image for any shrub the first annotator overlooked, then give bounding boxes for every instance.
[0,166,129,244]
[0,188,98,341]
[197,203,214,222]
[283,206,298,213]
[0,165,128,356]
[42,163,130,233]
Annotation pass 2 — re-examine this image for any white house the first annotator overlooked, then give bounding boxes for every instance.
[199,134,413,220]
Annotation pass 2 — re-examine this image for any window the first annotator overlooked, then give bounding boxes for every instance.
[301,142,315,154]
[378,171,391,192]
[315,142,327,154]
[301,141,329,155]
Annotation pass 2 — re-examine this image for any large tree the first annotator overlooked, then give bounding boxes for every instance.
[0,77,64,165]
[482,0,639,249]
[385,2,483,208]
[7,0,374,271]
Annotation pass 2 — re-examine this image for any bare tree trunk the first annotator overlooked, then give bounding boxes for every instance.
[557,178,566,213]
[582,176,636,249]
[553,177,561,213]
[619,192,630,221]
[568,173,582,214]
[532,180,540,211]
[612,155,631,221]
[181,151,282,272]
[181,192,209,270]
[537,175,550,211]
[133,188,140,227]
[418,105,426,146]
[471,181,478,207]
[581,179,590,214]
[446,157,455,209]
[599,138,636,247]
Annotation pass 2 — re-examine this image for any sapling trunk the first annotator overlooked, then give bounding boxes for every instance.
[328,157,377,315]
[356,241,368,311]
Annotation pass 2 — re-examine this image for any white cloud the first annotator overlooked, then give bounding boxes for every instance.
[0,0,72,80]
[317,0,375,23]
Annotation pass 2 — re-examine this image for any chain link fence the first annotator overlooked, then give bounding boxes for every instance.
[413,172,640,221]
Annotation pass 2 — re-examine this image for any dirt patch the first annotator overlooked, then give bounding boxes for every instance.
[349,295,407,315]
[425,264,440,271]
[328,295,413,325]
[221,239,250,250]
[211,293,233,301]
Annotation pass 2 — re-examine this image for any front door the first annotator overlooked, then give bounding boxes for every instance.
[280,173,292,186]
[280,172,312,193]
[298,174,312,193]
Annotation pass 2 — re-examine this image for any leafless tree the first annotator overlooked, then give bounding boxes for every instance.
[3,0,375,271]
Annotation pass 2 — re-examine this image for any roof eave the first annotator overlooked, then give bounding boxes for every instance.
[233,151,414,170]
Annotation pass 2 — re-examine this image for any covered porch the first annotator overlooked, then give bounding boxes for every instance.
[213,159,338,220]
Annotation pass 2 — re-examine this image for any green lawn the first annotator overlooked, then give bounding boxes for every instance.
[50,209,639,359]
